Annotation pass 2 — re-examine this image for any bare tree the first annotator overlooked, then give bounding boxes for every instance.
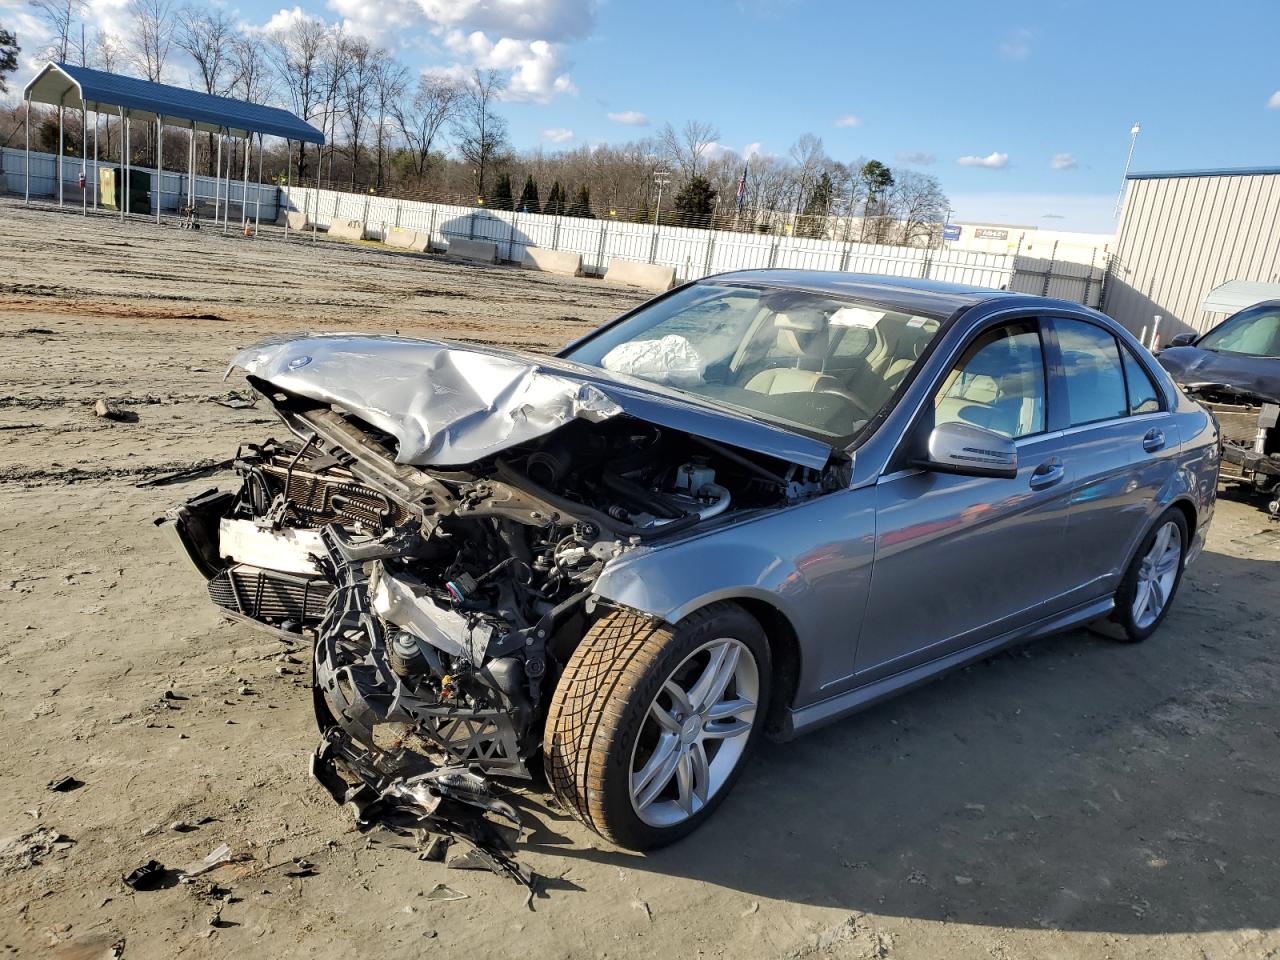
[317,27,351,186]
[269,16,328,179]
[371,53,407,191]
[175,5,234,173]
[394,73,460,178]
[175,6,234,95]
[659,119,720,180]
[229,33,274,104]
[92,29,125,71]
[889,170,948,246]
[29,0,86,63]
[338,35,377,188]
[452,68,508,197]
[127,0,176,82]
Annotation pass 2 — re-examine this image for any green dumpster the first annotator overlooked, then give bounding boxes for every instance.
[98,167,152,214]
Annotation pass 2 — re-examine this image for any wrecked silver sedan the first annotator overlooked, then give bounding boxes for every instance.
[164,271,1219,851]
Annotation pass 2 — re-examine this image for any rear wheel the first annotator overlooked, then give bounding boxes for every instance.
[1109,508,1188,642]
[543,603,771,851]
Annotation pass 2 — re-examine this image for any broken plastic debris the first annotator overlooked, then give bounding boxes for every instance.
[178,843,232,881]
[424,883,468,902]
[47,775,83,793]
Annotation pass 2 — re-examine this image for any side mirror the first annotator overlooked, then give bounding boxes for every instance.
[1167,332,1197,348]
[919,421,1018,479]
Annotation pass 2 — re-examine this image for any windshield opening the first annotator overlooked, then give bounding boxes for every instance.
[562,282,945,441]
[1198,305,1280,357]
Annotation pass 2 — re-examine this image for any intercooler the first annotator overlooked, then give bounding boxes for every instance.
[208,563,332,626]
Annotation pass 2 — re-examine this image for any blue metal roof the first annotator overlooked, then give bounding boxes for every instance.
[1128,165,1280,181]
[24,62,324,144]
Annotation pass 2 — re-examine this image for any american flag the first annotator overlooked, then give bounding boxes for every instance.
[735,161,749,214]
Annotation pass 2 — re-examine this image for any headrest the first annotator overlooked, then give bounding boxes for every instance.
[773,309,825,333]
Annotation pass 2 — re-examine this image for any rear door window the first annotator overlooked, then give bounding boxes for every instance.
[1055,319,1129,426]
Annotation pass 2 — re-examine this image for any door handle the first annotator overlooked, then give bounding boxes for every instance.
[1142,428,1166,452]
[1029,458,1065,489]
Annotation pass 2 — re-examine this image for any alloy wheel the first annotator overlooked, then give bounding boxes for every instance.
[628,637,759,828]
[1132,520,1182,629]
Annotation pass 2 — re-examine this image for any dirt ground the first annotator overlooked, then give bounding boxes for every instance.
[2,198,1279,960]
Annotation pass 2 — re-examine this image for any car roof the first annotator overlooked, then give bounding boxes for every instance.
[706,269,1021,318]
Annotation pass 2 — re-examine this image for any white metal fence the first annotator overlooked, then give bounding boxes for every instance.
[281,185,1106,307]
[1,146,279,222]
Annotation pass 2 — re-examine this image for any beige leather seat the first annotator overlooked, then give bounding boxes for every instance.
[745,310,839,395]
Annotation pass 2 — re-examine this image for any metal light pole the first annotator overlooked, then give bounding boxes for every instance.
[1113,121,1141,222]
[653,168,671,225]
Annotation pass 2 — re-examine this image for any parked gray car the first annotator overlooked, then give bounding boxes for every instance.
[164,271,1219,851]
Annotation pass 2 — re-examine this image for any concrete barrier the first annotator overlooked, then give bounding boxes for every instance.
[384,226,429,252]
[445,238,498,264]
[276,210,309,231]
[328,218,367,242]
[605,259,677,292]
[522,247,583,277]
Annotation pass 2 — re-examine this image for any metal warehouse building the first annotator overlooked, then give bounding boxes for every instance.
[1105,166,1280,342]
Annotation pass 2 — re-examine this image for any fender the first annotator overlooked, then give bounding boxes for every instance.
[591,485,878,708]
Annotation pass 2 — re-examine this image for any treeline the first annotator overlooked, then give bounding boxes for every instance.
[3,0,950,243]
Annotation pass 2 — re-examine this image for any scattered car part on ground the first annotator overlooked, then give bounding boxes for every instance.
[1158,300,1280,514]
[162,270,1219,851]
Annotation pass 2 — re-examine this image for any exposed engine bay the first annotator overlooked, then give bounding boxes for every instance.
[162,335,847,872]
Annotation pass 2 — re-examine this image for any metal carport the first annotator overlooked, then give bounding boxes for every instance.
[22,62,325,237]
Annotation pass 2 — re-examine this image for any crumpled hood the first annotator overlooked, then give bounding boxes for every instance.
[229,333,835,470]
[1158,346,1280,404]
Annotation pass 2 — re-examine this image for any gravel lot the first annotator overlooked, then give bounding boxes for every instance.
[2,198,1279,960]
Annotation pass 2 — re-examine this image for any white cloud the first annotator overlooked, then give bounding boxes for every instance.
[1051,152,1078,171]
[255,5,322,33]
[445,30,576,102]
[607,110,648,126]
[833,114,860,128]
[327,0,418,45]
[1268,90,1280,109]
[417,0,596,42]
[742,142,763,159]
[542,127,574,143]
[957,151,1009,170]
[999,26,1032,60]
[896,151,935,166]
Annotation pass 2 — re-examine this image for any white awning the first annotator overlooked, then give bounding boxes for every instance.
[1201,280,1280,314]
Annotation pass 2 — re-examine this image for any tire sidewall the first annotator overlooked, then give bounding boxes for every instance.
[599,604,771,850]
[1113,508,1189,642]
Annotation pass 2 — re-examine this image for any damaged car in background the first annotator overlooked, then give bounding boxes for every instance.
[1157,299,1280,515]
[163,271,1219,853]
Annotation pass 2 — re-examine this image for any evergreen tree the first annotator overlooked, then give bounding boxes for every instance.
[566,184,594,218]
[0,28,18,97]
[673,175,716,229]
[491,172,513,211]
[545,181,565,216]
[518,174,541,214]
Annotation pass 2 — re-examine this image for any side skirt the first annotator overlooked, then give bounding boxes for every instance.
[775,595,1115,741]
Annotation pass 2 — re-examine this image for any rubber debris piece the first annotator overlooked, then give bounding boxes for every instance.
[47,775,84,793]
[123,861,168,891]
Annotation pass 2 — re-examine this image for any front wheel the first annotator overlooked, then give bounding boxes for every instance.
[1109,508,1189,642]
[543,603,771,851]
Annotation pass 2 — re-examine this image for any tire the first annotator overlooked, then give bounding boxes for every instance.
[1109,508,1189,643]
[543,602,772,851]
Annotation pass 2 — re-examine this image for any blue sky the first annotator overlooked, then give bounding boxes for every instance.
[7,0,1280,232]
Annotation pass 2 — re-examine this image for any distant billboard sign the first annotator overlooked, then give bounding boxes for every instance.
[942,224,961,241]
[975,228,1009,240]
